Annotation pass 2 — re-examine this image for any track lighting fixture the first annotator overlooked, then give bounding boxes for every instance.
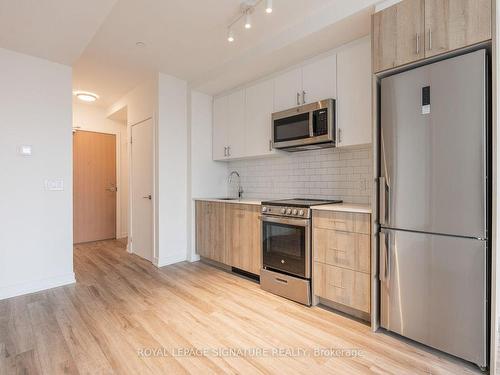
[226,0,274,43]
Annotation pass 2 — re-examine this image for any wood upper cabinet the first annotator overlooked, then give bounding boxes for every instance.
[372,0,425,73]
[372,0,492,73]
[225,204,261,275]
[424,0,492,58]
[195,201,226,263]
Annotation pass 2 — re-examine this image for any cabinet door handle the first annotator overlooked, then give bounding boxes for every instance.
[416,33,420,55]
[227,146,231,157]
[296,92,300,106]
[428,28,432,50]
[338,128,342,144]
[302,90,306,104]
[269,139,272,151]
[224,146,227,157]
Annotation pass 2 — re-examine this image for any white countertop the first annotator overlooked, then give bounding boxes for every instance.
[194,198,371,213]
[193,198,263,206]
[312,203,372,214]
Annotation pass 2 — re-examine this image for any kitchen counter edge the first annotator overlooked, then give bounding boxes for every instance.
[193,198,262,206]
[312,203,372,214]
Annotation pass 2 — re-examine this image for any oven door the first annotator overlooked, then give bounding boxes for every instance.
[262,215,311,279]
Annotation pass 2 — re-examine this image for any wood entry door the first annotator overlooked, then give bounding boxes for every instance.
[73,130,117,243]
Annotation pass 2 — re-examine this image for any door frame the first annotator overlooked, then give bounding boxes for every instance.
[128,116,157,263]
[73,129,124,240]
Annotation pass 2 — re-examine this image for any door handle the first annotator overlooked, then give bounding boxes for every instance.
[379,230,390,283]
[379,177,388,225]
[105,186,117,192]
[416,33,420,55]
[142,195,152,200]
[302,90,306,104]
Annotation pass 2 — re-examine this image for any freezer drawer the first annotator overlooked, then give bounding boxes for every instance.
[380,50,487,238]
[379,229,487,367]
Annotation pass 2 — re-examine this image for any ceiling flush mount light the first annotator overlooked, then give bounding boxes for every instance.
[265,0,273,13]
[227,28,235,42]
[74,91,99,103]
[226,0,274,43]
[136,41,146,47]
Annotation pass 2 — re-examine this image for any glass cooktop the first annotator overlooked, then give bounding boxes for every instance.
[261,198,343,208]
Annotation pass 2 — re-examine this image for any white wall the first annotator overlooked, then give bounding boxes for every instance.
[188,91,228,261]
[73,103,129,238]
[156,74,189,266]
[0,48,74,300]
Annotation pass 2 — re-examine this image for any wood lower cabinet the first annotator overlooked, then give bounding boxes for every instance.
[195,201,226,264]
[195,201,261,275]
[225,204,261,275]
[312,210,371,316]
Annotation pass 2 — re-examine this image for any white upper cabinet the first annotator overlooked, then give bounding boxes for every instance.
[213,36,372,161]
[213,95,228,160]
[336,38,372,147]
[301,54,337,103]
[225,89,246,158]
[273,68,302,112]
[245,80,275,157]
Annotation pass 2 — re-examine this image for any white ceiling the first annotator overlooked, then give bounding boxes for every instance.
[0,0,381,108]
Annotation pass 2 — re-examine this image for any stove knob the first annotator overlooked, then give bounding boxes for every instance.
[262,206,267,213]
[286,208,292,215]
[298,209,304,216]
[281,208,286,214]
[292,209,298,215]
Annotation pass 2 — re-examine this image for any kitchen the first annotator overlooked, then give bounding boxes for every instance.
[194,0,493,372]
[0,0,499,374]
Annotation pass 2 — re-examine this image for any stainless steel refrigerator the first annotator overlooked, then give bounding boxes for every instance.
[379,49,488,368]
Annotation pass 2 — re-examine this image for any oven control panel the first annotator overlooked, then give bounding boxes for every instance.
[261,205,310,218]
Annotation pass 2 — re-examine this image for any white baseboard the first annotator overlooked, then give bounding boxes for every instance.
[155,252,187,268]
[0,273,76,301]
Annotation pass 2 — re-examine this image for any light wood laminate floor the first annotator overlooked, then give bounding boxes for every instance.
[0,239,483,374]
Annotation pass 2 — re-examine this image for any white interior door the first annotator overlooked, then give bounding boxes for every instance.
[131,119,153,261]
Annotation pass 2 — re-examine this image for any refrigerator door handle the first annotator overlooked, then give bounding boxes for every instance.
[379,231,391,283]
[379,177,388,225]
[379,230,390,283]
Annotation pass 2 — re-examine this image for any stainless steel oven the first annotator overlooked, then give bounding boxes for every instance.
[261,215,311,278]
[259,199,341,306]
[272,99,335,151]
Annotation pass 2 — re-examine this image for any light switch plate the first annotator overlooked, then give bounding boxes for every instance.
[45,179,64,191]
[18,145,32,156]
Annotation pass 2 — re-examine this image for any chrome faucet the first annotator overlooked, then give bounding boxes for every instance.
[228,170,244,199]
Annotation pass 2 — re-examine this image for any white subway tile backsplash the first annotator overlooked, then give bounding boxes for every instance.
[228,145,373,204]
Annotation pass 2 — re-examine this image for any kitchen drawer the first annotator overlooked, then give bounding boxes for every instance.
[313,211,370,234]
[314,262,370,313]
[313,228,370,273]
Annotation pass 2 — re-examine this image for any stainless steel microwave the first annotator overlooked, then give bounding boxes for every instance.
[271,99,336,151]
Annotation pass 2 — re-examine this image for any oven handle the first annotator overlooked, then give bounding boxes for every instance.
[260,215,310,227]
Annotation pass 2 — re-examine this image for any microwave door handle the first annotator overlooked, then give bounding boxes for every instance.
[309,111,314,137]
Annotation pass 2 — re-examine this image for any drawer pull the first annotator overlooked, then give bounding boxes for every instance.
[275,277,288,284]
